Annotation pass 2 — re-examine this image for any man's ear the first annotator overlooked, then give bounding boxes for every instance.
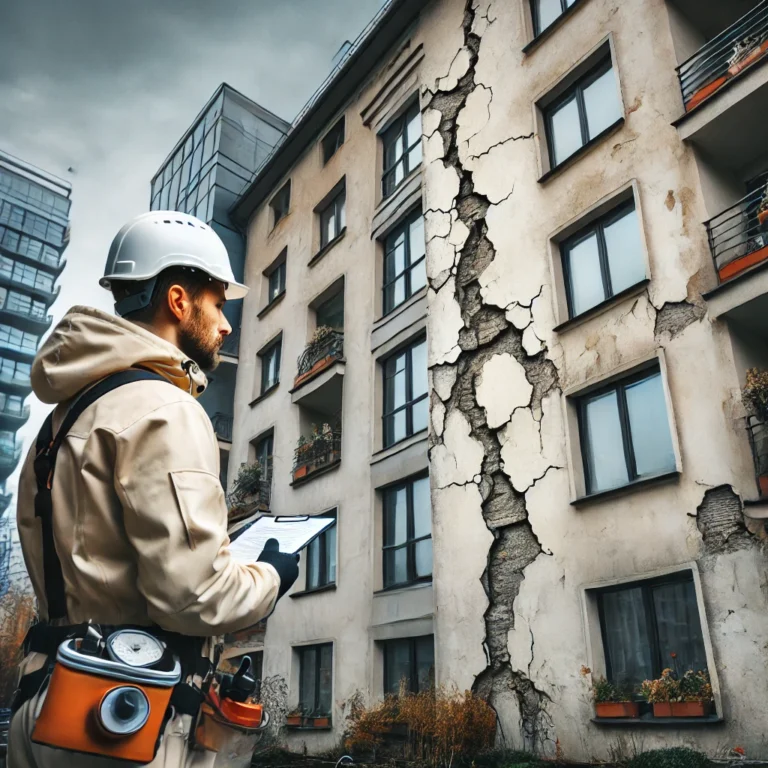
[166,284,189,322]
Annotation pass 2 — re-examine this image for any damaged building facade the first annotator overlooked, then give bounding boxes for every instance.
[229,0,768,758]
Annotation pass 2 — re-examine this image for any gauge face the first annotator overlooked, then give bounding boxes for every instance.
[107,630,164,667]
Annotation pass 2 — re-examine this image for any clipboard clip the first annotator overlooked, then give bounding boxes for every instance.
[274,515,311,522]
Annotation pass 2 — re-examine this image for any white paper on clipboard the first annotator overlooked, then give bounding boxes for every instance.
[228,516,335,564]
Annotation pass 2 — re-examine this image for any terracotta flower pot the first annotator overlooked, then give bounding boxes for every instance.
[286,715,303,727]
[293,466,308,481]
[312,717,331,728]
[729,43,768,76]
[653,701,712,718]
[595,702,640,718]
[758,209,768,226]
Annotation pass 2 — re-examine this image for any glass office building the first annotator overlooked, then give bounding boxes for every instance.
[149,84,290,485]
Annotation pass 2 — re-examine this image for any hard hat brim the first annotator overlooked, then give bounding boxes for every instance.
[224,281,249,301]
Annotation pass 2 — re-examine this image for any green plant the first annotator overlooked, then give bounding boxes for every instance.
[226,461,262,508]
[627,747,711,768]
[743,368,768,420]
[592,675,636,703]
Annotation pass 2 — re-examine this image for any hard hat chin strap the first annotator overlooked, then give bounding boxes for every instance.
[114,277,159,318]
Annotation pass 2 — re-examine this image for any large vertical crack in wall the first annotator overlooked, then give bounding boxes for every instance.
[426,0,558,751]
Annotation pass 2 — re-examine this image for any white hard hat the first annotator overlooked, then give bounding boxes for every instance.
[100,211,248,316]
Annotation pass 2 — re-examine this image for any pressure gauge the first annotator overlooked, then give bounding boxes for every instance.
[106,630,165,668]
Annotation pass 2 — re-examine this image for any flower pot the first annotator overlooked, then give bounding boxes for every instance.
[286,715,303,727]
[293,466,308,481]
[595,702,640,719]
[653,701,712,718]
[728,42,768,76]
[312,717,331,728]
[758,209,768,227]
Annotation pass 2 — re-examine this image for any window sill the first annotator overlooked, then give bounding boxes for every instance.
[290,583,337,599]
[378,167,422,212]
[523,0,589,55]
[269,212,291,237]
[257,291,286,319]
[249,383,279,407]
[592,714,723,727]
[308,227,347,268]
[286,724,334,731]
[553,279,650,333]
[538,118,625,185]
[290,458,341,487]
[373,428,429,460]
[571,470,679,507]
[374,286,428,329]
[374,579,432,596]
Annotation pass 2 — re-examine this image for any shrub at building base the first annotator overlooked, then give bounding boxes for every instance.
[627,747,711,768]
[343,686,496,767]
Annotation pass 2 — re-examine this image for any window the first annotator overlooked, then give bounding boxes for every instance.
[532,0,578,36]
[254,432,274,483]
[545,58,621,169]
[383,337,428,447]
[298,643,333,717]
[307,512,337,590]
[0,358,30,383]
[0,325,37,352]
[562,200,645,317]
[383,474,432,588]
[0,393,23,415]
[316,290,344,331]
[320,189,346,248]
[383,636,434,695]
[578,367,676,495]
[270,181,291,228]
[382,100,423,198]
[268,262,286,304]
[596,572,708,686]
[259,338,282,394]
[322,117,345,164]
[384,211,426,314]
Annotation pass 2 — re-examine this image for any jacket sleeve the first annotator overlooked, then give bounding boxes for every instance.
[113,398,280,635]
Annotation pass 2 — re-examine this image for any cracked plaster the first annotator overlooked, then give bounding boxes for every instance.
[475,352,533,430]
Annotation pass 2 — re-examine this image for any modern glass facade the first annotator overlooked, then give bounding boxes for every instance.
[149,84,289,485]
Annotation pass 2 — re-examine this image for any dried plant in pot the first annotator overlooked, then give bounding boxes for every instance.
[728,33,768,77]
[591,675,639,718]
[640,668,713,718]
[286,706,304,727]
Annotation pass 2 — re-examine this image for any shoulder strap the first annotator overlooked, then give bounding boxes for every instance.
[33,368,170,620]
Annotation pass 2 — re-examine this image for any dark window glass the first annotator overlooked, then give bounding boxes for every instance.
[268,262,286,303]
[322,117,345,164]
[307,512,337,590]
[383,337,427,447]
[255,432,274,482]
[383,636,434,695]
[383,210,426,314]
[320,190,346,248]
[532,0,578,36]
[578,368,675,495]
[382,101,422,198]
[562,201,644,317]
[597,572,708,686]
[383,474,431,588]
[260,338,282,394]
[298,643,333,717]
[545,58,621,169]
[316,290,344,331]
[271,182,291,227]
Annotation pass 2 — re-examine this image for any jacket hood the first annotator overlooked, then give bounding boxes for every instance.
[32,305,209,404]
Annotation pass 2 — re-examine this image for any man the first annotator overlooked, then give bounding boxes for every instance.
[8,211,299,767]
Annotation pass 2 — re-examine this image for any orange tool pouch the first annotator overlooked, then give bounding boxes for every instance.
[194,685,268,753]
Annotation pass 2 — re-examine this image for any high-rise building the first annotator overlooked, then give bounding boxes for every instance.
[149,83,290,487]
[0,149,71,751]
[227,0,768,758]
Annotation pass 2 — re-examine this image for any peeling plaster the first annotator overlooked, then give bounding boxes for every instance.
[476,353,533,430]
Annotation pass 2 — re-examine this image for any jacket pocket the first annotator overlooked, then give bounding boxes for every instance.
[170,470,226,551]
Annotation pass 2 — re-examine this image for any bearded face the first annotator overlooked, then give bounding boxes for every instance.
[178,297,224,372]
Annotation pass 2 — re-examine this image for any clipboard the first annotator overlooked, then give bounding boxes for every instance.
[228,514,335,565]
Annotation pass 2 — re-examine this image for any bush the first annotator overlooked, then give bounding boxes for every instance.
[470,749,539,768]
[627,747,711,768]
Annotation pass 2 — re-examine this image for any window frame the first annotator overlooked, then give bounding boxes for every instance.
[254,431,274,483]
[382,336,428,448]
[561,199,640,319]
[270,181,291,229]
[322,117,346,165]
[383,635,435,695]
[382,473,432,589]
[544,55,616,171]
[259,337,282,395]
[576,365,675,495]
[531,0,574,37]
[319,189,346,249]
[268,261,287,304]
[306,511,337,591]
[383,210,426,316]
[297,643,333,717]
[595,570,707,684]
[381,100,422,199]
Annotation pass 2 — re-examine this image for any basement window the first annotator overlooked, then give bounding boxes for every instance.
[576,366,675,495]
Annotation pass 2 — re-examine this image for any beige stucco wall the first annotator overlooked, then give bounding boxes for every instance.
[423,0,768,759]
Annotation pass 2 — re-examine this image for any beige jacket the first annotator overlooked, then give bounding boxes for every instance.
[16,305,280,636]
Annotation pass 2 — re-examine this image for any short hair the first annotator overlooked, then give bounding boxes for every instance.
[111,266,216,323]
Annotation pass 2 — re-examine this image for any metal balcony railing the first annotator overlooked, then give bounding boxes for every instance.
[677,2,768,111]
[292,429,342,480]
[706,180,768,282]
[295,330,343,382]
[0,304,52,325]
[220,327,240,358]
[212,412,233,442]
[748,416,768,497]
[0,370,30,388]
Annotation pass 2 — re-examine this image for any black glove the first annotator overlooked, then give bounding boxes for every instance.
[258,538,299,599]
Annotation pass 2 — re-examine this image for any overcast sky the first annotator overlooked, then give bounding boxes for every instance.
[0,0,384,497]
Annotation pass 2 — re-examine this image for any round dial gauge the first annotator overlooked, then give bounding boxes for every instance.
[107,630,165,668]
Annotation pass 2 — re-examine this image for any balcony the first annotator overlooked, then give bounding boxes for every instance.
[0,369,31,393]
[0,401,29,431]
[291,330,344,416]
[212,412,233,443]
[0,305,53,335]
[292,427,342,485]
[0,442,22,479]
